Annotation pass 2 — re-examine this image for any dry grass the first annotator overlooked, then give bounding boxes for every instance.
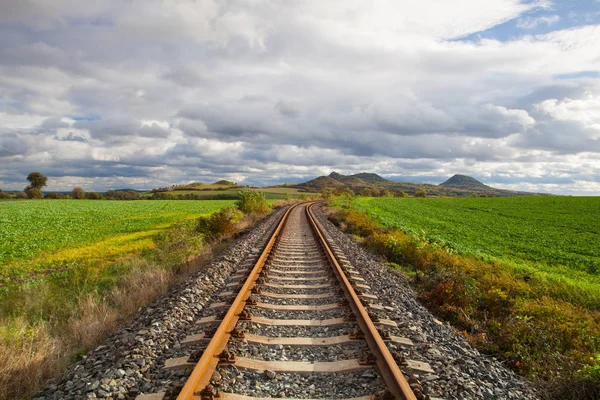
[0,255,208,400]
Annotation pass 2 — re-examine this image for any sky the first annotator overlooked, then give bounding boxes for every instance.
[0,0,599,195]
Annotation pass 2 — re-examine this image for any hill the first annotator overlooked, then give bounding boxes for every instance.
[441,174,487,189]
[294,172,550,197]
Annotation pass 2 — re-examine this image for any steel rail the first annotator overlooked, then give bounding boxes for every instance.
[305,203,417,400]
[177,203,300,400]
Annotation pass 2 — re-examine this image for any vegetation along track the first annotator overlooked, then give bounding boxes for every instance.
[138,203,426,400]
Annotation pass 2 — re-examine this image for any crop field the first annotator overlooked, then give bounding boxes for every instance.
[0,200,234,287]
[340,196,600,384]
[353,196,600,277]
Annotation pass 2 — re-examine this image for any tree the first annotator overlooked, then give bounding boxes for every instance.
[71,187,85,199]
[414,189,427,198]
[25,172,47,199]
[26,172,47,189]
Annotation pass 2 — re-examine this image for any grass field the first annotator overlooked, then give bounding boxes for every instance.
[332,196,600,389]
[353,196,600,276]
[0,200,234,291]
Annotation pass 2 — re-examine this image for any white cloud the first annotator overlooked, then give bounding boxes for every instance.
[0,1,599,194]
[517,15,560,29]
[534,93,600,132]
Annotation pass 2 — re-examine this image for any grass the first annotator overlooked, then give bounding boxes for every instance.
[0,198,270,399]
[329,196,600,397]
[352,196,600,275]
[0,200,233,285]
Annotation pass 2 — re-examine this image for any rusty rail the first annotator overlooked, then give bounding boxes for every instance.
[176,203,299,400]
[176,202,416,399]
[305,203,416,400]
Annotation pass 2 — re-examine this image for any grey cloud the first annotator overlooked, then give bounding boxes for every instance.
[0,1,599,194]
[0,133,28,156]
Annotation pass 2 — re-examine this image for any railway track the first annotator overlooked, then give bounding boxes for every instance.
[138,203,433,400]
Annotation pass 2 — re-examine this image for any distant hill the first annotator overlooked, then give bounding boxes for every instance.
[293,172,551,197]
[213,180,237,186]
[441,174,487,188]
[152,180,243,192]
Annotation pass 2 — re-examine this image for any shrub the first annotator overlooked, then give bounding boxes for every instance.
[0,191,12,199]
[84,191,103,200]
[25,187,43,199]
[105,190,140,200]
[414,189,427,198]
[236,190,270,214]
[44,192,67,199]
[153,220,203,269]
[15,192,27,199]
[395,191,409,198]
[71,187,85,199]
[197,205,244,241]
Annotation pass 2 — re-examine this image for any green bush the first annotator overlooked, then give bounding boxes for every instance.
[414,189,427,198]
[153,220,203,269]
[236,191,270,214]
[25,187,43,199]
[0,191,12,199]
[84,191,103,200]
[197,205,244,241]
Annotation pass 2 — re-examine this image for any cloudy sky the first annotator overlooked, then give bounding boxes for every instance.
[1,0,599,194]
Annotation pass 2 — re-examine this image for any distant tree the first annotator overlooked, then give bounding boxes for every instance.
[85,191,102,200]
[471,193,478,198]
[0,190,12,199]
[479,193,488,198]
[71,187,85,199]
[15,191,27,199]
[25,172,47,199]
[414,189,427,198]
[26,172,47,189]
[394,191,409,198]
[44,192,67,199]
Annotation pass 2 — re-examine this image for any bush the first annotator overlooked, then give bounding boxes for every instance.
[0,191,12,199]
[71,187,85,199]
[44,192,67,199]
[153,220,203,269]
[197,205,244,241]
[236,191,270,214]
[84,191,103,200]
[15,192,27,199]
[105,190,140,200]
[25,187,43,199]
[414,189,427,198]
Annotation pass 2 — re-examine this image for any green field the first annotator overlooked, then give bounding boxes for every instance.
[336,196,600,384]
[0,200,234,284]
[353,196,600,276]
